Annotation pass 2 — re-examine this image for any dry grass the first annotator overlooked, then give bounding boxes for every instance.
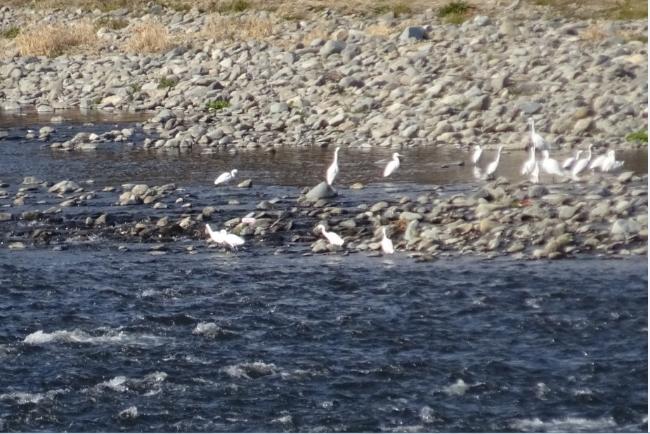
[204,14,274,41]
[580,22,608,42]
[365,23,396,38]
[530,0,647,20]
[300,25,330,44]
[124,21,173,53]
[15,21,97,56]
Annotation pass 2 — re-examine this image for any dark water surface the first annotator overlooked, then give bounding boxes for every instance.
[0,113,647,432]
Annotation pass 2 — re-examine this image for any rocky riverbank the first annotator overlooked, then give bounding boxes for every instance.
[0,169,647,260]
[0,2,648,152]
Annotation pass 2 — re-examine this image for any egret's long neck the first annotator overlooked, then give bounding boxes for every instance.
[206,225,213,235]
[333,149,339,163]
[530,120,535,136]
[529,146,535,159]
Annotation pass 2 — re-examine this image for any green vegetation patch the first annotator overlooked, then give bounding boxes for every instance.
[157,76,178,89]
[626,128,648,144]
[438,1,472,24]
[206,99,231,111]
[1,26,20,39]
[95,16,129,30]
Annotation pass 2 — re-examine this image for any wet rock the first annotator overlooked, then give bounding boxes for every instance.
[611,218,641,239]
[617,171,634,183]
[237,179,253,188]
[48,180,81,194]
[0,212,12,221]
[9,242,26,250]
[399,211,422,221]
[305,182,337,202]
[131,184,150,197]
[558,205,578,220]
[528,185,549,198]
[202,206,217,218]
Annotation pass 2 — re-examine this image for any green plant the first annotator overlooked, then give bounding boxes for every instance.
[626,128,648,144]
[158,76,178,89]
[128,83,142,94]
[1,26,20,39]
[438,1,472,24]
[205,99,230,111]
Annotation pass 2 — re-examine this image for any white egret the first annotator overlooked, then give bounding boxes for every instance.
[214,169,238,186]
[521,145,536,176]
[484,145,504,179]
[589,148,609,172]
[315,224,344,246]
[570,144,592,180]
[529,161,540,184]
[541,150,564,182]
[381,227,394,254]
[528,118,549,150]
[471,145,483,165]
[562,150,582,170]
[383,153,402,177]
[326,147,340,186]
[600,150,624,172]
[220,229,245,249]
[205,224,225,244]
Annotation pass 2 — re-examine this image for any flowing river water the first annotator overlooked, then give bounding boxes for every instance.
[0,112,647,432]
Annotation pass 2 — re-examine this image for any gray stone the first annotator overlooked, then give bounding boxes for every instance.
[400,26,427,41]
[319,40,345,57]
[0,212,12,221]
[48,180,81,194]
[305,182,337,201]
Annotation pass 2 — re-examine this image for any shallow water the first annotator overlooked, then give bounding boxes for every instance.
[0,114,647,432]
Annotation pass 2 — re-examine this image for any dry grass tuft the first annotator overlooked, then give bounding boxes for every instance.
[365,23,396,38]
[124,21,173,53]
[15,21,97,56]
[204,14,274,41]
[301,25,329,44]
[580,22,608,42]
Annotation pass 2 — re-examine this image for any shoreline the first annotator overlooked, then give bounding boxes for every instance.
[0,2,647,151]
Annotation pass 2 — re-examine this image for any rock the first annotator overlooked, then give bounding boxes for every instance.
[479,219,497,233]
[305,182,337,202]
[48,180,81,194]
[558,205,578,220]
[519,101,542,115]
[400,26,427,41]
[319,40,345,57]
[573,118,592,134]
[404,220,419,242]
[611,218,641,238]
[179,216,193,229]
[350,182,364,190]
[589,202,610,219]
[237,179,252,188]
[528,185,549,198]
[370,201,389,213]
[0,212,12,221]
[617,171,634,183]
[9,242,26,250]
[131,184,149,197]
[95,214,108,226]
[311,239,330,253]
[399,211,422,221]
[202,206,217,218]
[473,15,490,26]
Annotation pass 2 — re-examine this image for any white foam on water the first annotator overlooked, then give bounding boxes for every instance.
[511,416,617,432]
[99,376,129,392]
[443,378,469,396]
[271,415,293,424]
[0,388,67,404]
[92,371,167,395]
[222,361,277,379]
[23,329,165,347]
[118,406,138,420]
[380,423,425,432]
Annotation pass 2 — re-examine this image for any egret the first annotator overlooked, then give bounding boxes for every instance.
[600,150,624,172]
[484,145,504,179]
[471,145,483,165]
[528,118,549,150]
[205,224,225,244]
[541,150,564,182]
[383,153,402,177]
[214,169,238,186]
[521,145,536,176]
[562,150,582,170]
[220,229,245,249]
[529,161,540,184]
[326,147,340,186]
[570,144,592,180]
[381,227,394,254]
[315,224,344,246]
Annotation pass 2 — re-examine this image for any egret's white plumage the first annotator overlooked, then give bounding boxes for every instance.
[600,150,624,172]
[529,161,540,184]
[528,118,549,150]
[381,227,394,254]
[571,144,592,180]
[484,146,504,179]
[471,145,483,165]
[214,169,238,185]
[205,224,225,244]
[220,229,245,249]
[242,217,256,226]
[315,224,344,246]
[472,166,483,180]
[562,150,582,170]
[589,149,608,172]
[541,150,564,180]
[383,153,402,177]
[326,147,340,186]
[521,145,536,176]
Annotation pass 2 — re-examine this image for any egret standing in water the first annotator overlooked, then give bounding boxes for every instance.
[484,146,504,179]
[521,145,536,176]
[326,147,340,186]
[529,161,540,184]
[600,150,624,172]
[541,150,564,182]
[381,227,394,254]
[471,145,483,166]
[315,224,344,246]
[570,144,592,180]
[528,118,549,150]
[205,224,225,244]
[214,169,238,186]
[562,150,582,170]
[383,153,402,177]
[221,229,245,249]
[589,148,609,172]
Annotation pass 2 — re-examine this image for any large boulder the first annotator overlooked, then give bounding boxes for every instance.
[305,182,337,202]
